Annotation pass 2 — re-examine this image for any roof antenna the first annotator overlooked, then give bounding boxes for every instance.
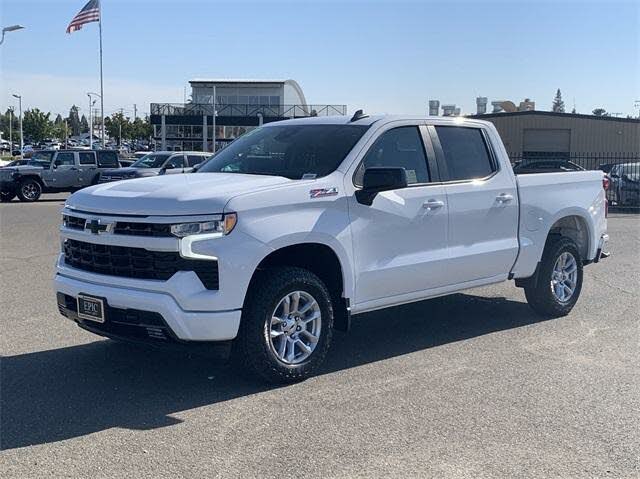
[350,109,368,122]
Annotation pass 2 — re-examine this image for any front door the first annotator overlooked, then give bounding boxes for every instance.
[51,152,80,188]
[347,124,450,308]
[77,151,98,186]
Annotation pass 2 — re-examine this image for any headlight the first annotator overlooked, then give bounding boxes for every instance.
[170,213,237,237]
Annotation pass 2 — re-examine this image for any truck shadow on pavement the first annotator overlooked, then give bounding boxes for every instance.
[1,292,550,450]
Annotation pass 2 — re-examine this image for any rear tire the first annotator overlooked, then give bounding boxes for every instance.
[236,266,334,384]
[0,191,16,202]
[524,237,583,318]
[17,178,42,202]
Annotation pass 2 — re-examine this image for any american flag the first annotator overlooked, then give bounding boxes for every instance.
[66,0,101,34]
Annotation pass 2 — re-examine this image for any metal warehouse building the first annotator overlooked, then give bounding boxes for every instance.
[470,111,640,160]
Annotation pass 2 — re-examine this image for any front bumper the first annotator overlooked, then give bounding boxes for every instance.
[54,272,241,341]
[0,179,17,193]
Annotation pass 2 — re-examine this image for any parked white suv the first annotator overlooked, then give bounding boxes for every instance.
[55,114,609,383]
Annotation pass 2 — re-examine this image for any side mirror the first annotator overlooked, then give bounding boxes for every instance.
[355,167,408,206]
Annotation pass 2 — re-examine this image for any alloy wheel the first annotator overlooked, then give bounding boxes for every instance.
[550,252,578,302]
[267,290,322,364]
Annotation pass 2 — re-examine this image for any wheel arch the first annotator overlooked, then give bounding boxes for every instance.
[245,241,352,331]
[545,210,594,261]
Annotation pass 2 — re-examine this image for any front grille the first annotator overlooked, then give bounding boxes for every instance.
[63,239,219,289]
[113,221,172,237]
[63,215,86,230]
[99,175,123,183]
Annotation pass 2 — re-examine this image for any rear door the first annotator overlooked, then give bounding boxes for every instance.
[431,125,519,283]
[77,151,98,186]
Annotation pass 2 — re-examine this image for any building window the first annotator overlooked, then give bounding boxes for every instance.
[270,96,280,105]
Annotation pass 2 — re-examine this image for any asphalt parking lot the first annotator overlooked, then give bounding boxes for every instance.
[1,193,639,478]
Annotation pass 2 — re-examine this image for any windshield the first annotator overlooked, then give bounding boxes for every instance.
[132,153,171,168]
[621,164,640,176]
[27,151,55,167]
[198,124,369,179]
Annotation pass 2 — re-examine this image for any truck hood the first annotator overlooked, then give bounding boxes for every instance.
[66,173,291,215]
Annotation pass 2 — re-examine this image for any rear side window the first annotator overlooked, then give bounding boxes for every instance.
[97,151,119,168]
[435,126,495,181]
[187,154,207,167]
[79,152,96,165]
[355,126,429,186]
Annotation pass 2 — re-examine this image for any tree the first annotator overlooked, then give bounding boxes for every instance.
[52,121,69,143]
[592,108,608,116]
[80,114,89,133]
[552,89,565,113]
[23,109,53,143]
[68,105,81,136]
[131,116,152,140]
[104,112,132,145]
[54,114,64,126]
[0,109,19,143]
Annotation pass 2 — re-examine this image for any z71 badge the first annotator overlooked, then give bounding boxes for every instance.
[309,187,339,199]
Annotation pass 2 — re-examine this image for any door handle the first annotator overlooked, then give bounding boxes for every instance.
[69,167,78,171]
[496,193,514,203]
[423,199,445,210]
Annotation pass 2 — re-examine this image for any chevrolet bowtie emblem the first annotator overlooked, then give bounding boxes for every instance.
[86,219,110,235]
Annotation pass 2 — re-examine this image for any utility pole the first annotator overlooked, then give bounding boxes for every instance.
[64,119,68,149]
[133,104,137,121]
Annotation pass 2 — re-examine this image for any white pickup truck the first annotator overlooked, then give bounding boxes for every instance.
[55,113,609,383]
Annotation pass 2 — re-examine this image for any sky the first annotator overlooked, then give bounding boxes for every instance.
[1,0,638,118]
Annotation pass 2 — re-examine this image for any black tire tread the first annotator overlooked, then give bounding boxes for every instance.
[236,266,334,384]
[524,236,583,318]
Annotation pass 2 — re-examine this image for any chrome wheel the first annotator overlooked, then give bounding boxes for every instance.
[21,182,39,200]
[550,252,578,302]
[267,290,321,365]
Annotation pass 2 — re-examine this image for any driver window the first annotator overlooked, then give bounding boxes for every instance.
[55,152,75,167]
[166,155,185,169]
[354,127,430,186]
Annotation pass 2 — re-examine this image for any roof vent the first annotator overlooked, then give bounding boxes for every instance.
[350,109,368,122]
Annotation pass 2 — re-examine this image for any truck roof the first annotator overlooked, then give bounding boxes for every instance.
[268,114,492,127]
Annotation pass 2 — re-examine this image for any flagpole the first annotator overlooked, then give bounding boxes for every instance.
[98,1,105,148]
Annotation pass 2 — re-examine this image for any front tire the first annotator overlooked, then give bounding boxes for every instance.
[17,178,42,202]
[524,237,583,318]
[236,266,334,384]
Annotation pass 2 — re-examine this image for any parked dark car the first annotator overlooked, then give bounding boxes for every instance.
[512,159,584,174]
[607,162,640,206]
[98,151,210,183]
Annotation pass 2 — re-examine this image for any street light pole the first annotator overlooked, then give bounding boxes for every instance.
[12,94,23,158]
[87,92,101,150]
[8,107,13,155]
[0,24,25,45]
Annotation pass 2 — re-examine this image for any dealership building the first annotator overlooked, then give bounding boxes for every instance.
[150,79,346,151]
